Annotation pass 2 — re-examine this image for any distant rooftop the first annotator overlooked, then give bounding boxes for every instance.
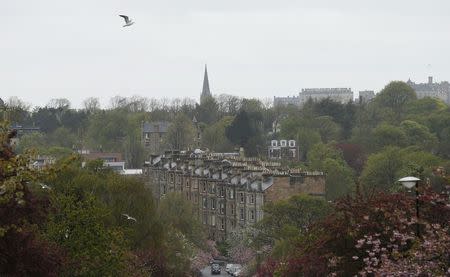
[301,88,352,94]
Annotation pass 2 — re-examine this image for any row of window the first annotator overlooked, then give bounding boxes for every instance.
[202,209,257,229]
[162,184,256,202]
[270,140,296,147]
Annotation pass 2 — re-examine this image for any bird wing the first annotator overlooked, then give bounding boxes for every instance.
[122,213,129,218]
[119,15,130,23]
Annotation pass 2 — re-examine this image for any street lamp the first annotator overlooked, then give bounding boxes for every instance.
[398,176,421,237]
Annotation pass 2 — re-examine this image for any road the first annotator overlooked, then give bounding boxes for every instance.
[200,266,228,277]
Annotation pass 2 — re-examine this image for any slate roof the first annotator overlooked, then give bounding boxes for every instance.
[142,121,169,133]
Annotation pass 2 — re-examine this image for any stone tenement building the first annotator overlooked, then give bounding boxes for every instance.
[144,150,325,241]
[142,121,169,155]
[407,76,450,104]
[274,88,354,107]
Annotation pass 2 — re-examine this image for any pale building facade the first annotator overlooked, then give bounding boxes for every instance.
[268,139,299,161]
[274,88,354,107]
[358,90,375,104]
[407,76,450,104]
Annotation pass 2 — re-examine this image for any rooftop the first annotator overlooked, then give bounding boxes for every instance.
[142,121,170,133]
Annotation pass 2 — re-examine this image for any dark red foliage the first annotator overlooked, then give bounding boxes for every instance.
[0,228,65,277]
[334,143,366,174]
[1,128,65,276]
[258,189,450,276]
[257,257,279,277]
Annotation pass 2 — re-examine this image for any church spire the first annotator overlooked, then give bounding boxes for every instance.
[200,65,212,104]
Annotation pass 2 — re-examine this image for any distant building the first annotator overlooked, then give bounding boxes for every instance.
[11,125,41,138]
[358,90,375,104]
[407,76,450,104]
[79,150,126,172]
[274,88,354,107]
[80,150,123,163]
[300,88,353,104]
[142,121,169,154]
[121,169,143,176]
[9,125,41,147]
[273,95,301,107]
[31,155,55,170]
[268,139,299,161]
[200,65,213,104]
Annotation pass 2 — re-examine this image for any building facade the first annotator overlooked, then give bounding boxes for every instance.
[273,95,301,107]
[268,139,299,161]
[407,76,450,104]
[274,88,354,107]
[144,150,325,241]
[358,90,375,104]
[300,88,354,104]
[142,121,169,154]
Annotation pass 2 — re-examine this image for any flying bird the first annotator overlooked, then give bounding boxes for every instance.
[39,183,51,190]
[119,15,134,27]
[122,213,137,222]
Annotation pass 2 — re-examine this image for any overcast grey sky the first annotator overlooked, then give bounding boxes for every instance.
[1,0,450,108]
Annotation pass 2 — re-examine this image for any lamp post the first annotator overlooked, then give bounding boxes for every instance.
[398,176,421,237]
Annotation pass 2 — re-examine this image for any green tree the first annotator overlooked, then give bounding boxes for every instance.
[225,110,254,148]
[400,120,438,151]
[313,116,341,143]
[405,97,447,116]
[157,193,206,276]
[322,158,355,200]
[164,113,196,150]
[202,116,234,152]
[45,194,127,276]
[196,96,219,124]
[372,123,407,150]
[0,122,64,276]
[256,194,331,257]
[308,143,355,200]
[296,128,322,161]
[86,110,129,151]
[361,146,404,193]
[374,81,417,119]
[308,143,344,169]
[15,131,47,153]
[438,127,450,158]
[49,127,77,148]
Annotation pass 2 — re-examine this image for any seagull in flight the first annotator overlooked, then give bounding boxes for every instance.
[122,213,137,222]
[39,183,51,190]
[119,15,135,27]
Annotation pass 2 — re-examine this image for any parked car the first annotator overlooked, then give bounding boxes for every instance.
[211,263,221,275]
[225,263,234,273]
[229,264,242,276]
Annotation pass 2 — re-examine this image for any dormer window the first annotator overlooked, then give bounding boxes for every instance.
[271,140,278,147]
[289,140,295,147]
[280,140,287,147]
